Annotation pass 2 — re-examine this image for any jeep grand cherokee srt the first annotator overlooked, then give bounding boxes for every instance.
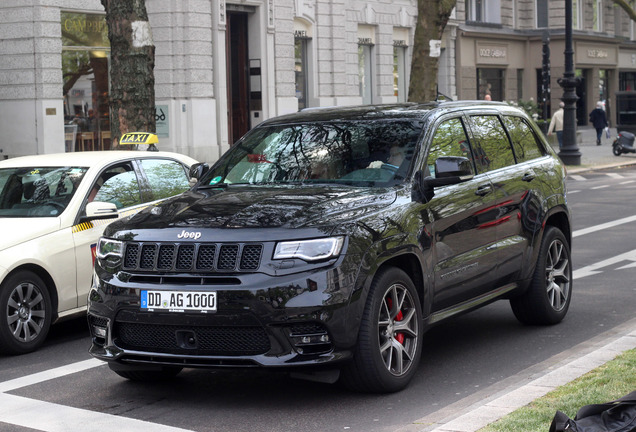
[88,102,572,393]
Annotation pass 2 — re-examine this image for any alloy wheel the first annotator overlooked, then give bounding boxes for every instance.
[7,282,47,343]
[545,238,570,312]
[378,283,419,377]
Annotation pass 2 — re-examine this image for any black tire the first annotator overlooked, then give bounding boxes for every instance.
[340,267,422,393]
[108,363,183,381]
[0,270,52,355]
[511,226,572,325]
[613,145,622,156]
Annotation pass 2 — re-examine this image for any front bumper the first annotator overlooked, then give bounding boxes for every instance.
[88,261,361,369]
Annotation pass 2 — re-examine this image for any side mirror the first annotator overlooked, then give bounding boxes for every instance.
[189,163,209,181]
[412,156,474,203]
[435,156,474,179]
[83,201,118,221]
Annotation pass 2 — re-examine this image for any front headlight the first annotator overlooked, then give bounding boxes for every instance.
[96,237,123,260]
[274,237,344,262]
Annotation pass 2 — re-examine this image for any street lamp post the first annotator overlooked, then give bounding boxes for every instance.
[557,0,581,165]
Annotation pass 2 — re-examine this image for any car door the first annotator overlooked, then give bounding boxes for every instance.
[466,113,546,287]
[423,116,500,312]
[71,161,145,308]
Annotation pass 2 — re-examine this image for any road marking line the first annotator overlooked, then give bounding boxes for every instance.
[606,173,624,179]
[591,185,610,190]
[573,214,636,238]
[0,358,103,393]
[620,180,636,185]
[568,190,581,194]
[569,175,586,181]
[572,248,636,280]
[0,393,195,432]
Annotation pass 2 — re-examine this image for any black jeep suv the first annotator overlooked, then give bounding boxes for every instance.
[89,101,572,393]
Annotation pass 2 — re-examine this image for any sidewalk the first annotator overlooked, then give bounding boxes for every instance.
[397,126,636,432]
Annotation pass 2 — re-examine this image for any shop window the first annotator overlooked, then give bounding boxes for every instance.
[477,68,505,101]
[466,0,501,24]
[61,12,110,152]
[393,45,408,102]
[619,72,636,91]
[573,0,581,29]
[295,37,309,110]
[358,44,374,105]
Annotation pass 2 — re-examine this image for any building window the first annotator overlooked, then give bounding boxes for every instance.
[517,69,523,100]
[477,68,504,101]
[593,0,602,31]
[61,12,110,152]
[573,0,581,29]
[393,45,408,102]
[536,0,548,28]
[358,43,374,104]
[619,72,636,91]
[466,0,501,24]
[294,37,309,110]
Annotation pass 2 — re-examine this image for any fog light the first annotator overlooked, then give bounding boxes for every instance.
[92,325,107,338]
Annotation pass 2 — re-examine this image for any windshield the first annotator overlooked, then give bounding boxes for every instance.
[0,166,88,218]
[200,120,422,187]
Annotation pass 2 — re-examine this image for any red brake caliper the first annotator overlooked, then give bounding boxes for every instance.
[386,297,405,345]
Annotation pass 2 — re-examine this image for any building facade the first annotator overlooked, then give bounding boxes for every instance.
[1,0,635,161]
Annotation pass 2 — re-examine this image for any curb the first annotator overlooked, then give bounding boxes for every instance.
[395,318,636,432]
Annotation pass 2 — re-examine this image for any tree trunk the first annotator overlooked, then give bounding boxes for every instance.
[408,0,456,102]
[101,0,156,145]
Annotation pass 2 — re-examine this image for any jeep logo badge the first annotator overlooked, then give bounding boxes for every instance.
[177,230,202,240]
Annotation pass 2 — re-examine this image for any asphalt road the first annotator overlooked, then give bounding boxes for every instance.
[1,166,635,432]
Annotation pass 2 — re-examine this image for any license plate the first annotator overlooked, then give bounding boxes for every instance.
[140,290,217,313]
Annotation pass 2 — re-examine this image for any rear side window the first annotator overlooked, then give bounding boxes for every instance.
[469,115,515,172]
[426,117,476,178]
[502,116,545,162]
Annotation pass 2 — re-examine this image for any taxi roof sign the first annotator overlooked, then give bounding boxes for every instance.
[118,132,159,151]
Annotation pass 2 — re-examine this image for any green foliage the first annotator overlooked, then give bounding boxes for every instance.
[508,99,540,119]
[480,348,636,432]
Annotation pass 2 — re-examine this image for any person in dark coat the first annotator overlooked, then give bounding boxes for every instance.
[589,101,608,145]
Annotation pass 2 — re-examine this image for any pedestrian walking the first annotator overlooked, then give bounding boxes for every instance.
[589,101,608,145]
[548,101,565,149]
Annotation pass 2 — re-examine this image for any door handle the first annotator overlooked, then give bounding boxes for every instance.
[522,172,535,182]
[475,185,492,196]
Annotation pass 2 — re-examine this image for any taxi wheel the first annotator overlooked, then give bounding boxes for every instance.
[0,270,52,355]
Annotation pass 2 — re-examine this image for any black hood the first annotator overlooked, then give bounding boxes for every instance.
[106,185,397,235]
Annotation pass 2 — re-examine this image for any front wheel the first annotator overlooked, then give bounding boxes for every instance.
[511,226,572,325]
[0,270,52,355]
[613,144,622,156]
[340,267,422,393]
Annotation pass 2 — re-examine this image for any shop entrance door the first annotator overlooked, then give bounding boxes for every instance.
[226,12,250,145]
[576,69,587,126]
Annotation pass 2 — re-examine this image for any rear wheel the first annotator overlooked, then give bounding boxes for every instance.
[511,226,571,325]
[0,270,52,355]
[108,363,183,381]
[613,144,622,156]
[341,267,422,393]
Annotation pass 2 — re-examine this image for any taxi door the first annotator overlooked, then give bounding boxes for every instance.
[72,161,145,308]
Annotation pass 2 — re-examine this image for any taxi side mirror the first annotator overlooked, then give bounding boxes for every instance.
[84,201,118,221]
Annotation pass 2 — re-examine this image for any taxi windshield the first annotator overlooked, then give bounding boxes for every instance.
[0,166,88,218]
[199,120,422,188]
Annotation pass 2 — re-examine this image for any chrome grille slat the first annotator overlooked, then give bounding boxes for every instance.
[122,241,263,273]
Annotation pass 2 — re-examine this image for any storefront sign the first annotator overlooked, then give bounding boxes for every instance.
[576,43,617,65]
[476,43,508,65]
[155,105,169,137]
[61,12,109,48]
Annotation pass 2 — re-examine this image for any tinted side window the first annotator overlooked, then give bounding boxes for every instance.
[140,159,190,200]
[469,115,515,172]
[426,117,476,178]
[502,116,545,163]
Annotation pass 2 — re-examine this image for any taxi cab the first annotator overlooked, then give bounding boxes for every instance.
[0,133,198,354]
